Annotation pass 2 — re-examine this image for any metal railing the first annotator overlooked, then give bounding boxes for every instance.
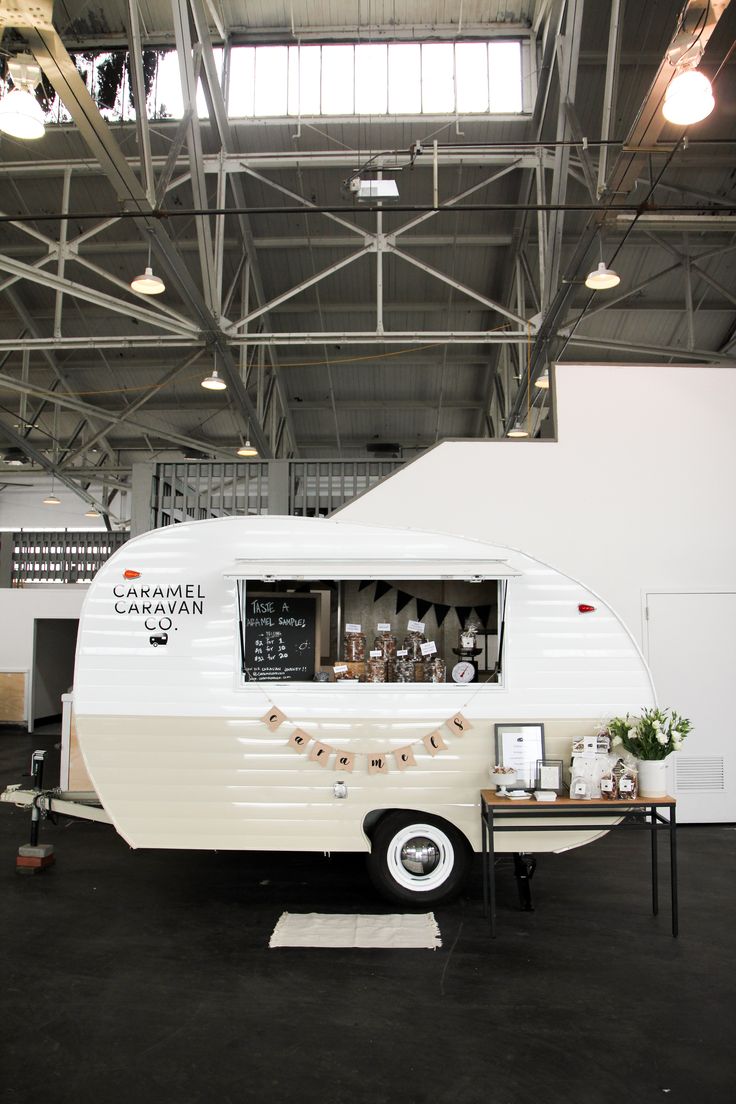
[9,531,129,586]
[150,459,402,527]
[289,460,402,516]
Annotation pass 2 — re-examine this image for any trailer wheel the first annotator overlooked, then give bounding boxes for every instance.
[367,812,471,905]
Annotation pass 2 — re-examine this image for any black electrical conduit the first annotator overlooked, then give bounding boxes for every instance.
[0,202,733,225]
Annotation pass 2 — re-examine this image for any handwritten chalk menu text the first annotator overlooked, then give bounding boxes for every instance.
[243,592,318,681]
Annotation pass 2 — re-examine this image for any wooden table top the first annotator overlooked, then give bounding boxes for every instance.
[480,791,676,809]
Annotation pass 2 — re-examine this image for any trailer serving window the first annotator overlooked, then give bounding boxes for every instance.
[229,558,517,687]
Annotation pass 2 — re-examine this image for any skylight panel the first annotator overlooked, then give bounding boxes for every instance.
[456,42,489,112]
[321,44,354,114]
[228,46,255,116]
[355,44,388,114]
[388,44,421,114]
[255,45,288,116]
[489,41,522,112]
[288,44,321,115]
[421,43,454,113]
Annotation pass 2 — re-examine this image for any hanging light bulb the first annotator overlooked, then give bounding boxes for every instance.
[507,417,529,438]
[663,68,714,126]
[201,367,227,391]
[85,507,101,518]
[43,491,60,505]
[585,261,620,290]
[130,241,165,294]
[0,55,45,141]
[237,439,258,457]
[534,368,550,390]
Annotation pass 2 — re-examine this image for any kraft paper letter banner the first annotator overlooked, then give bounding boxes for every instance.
[261,706,287,731]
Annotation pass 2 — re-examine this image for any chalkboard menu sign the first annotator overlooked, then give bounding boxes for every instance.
[242,591,319,681]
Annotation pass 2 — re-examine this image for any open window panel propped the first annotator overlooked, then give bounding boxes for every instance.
[234,574,510,686]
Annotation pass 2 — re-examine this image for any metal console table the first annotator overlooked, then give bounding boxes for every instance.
[480,792,678,938]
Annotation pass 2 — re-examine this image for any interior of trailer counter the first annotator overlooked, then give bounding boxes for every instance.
[238,573,504,686]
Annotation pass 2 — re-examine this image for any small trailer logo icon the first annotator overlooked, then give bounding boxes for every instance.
[149,632,169,647]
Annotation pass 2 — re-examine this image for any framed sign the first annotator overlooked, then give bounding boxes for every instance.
[494,723,545,789]
[536,759,564,794]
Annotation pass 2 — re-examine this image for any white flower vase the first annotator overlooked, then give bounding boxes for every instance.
[637,758,669,798]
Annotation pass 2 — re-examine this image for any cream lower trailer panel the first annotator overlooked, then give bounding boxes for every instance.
[73,516,655,854]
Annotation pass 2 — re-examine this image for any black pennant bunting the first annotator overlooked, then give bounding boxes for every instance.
[416,597,433,622]
[473,604,494,629]
[358,580,372,592]
[395,590,413,614]
[455,605,473,628]
[434,602,451,627]
[374,580,392,601]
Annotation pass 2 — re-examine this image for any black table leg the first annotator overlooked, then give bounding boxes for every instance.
[650,804,659,916]
[670,804,679,937]
[488,805,497,938]
[481,802,489,919]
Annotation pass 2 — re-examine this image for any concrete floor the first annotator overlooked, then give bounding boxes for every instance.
[1,725,734,1104]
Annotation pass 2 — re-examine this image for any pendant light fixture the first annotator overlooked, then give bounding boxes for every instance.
[507,417,529,438]
[130,241,165,295]
[662,68,714,126]
[585,260,620,290]
[43,476,60,506]
[85,507,101,518]
[237,439,258,457]
[201,366,227,391]
[0,55,45,141]
[534,368,550,390]
[585,235,620,290]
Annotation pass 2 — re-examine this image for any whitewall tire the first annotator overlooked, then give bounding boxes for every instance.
[367,812,471,905]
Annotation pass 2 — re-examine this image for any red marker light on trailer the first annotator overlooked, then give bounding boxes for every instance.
[124,569,141,579]
[578,603,596,613]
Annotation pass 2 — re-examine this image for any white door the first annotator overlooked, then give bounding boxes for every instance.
[646,592,735,823]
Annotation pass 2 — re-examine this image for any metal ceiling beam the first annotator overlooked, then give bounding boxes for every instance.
[22,18,273,458]
[0,252,198,337]
[0,418,112,515]
[61,349,207,466]
[3,287,117,465]
[0,150,554,177]
[0,370,238,459]
[171,0,219,313]
[563,335,735,363]
[190,0,299,456]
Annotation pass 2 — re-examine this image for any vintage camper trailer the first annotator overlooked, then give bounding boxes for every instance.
[13,513,653,904]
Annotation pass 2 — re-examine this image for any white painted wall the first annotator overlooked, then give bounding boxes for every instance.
[339,364,736,820]
[339,365,736,638]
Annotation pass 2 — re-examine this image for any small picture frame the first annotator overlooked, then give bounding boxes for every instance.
[495,723,545,790]
[536,759,565,795]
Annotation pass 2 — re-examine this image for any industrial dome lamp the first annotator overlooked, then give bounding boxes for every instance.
[0,55,45,141]
[237,439,258,457]
[585,261,620,290]
[201,366,227,391]
[130,242,165,295]
[507,417,529,438]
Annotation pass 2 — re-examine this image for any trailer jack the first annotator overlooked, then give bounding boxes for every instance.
[513,852,537,911]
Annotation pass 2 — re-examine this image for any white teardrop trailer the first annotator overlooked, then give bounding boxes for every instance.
[2,514,655,904]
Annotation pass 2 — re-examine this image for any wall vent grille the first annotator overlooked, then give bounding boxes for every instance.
[675,756,725,792]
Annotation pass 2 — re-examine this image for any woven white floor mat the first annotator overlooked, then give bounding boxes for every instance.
[269,911,442,949]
